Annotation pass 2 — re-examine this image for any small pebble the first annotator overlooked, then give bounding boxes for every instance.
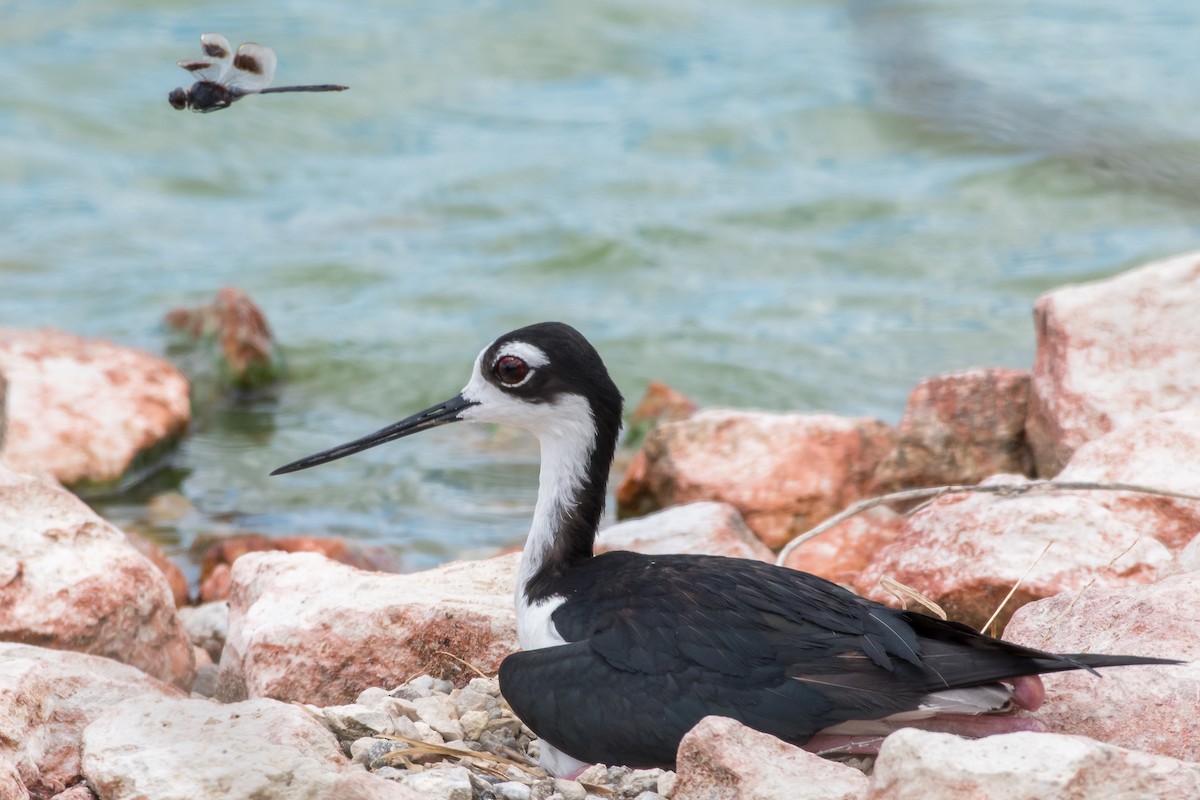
[623,768,665,796]
[493,780,532,800]
[323,704,393,738]
[356,686,389,707]
[452,688,491,714]
[413,695,464,741]
[189,664,219,698]
[400,765,473,800]
[349,737,387,764]
[553,778,587,800]
[382,696,420,721]
[413,720,444,745]
[374,766,406,781]
[391,715,420,739]
[468,676,501,696]
[460,709,490,740]
[632,793,666,800]
[656,771,677,797]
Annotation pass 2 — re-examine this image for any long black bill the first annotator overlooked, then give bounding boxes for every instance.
[270,393,476,476]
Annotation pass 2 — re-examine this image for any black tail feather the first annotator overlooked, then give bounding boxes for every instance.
[1035,652,1186,678]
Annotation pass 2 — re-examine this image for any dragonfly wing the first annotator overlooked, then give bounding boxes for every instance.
[178,33,233,83]
[226,43,276,94]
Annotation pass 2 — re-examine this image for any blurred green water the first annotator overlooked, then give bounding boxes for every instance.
[0,0,1197,581]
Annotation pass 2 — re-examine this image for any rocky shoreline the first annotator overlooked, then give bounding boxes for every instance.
[2,252,1200,798]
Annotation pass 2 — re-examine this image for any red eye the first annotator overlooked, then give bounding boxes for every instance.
[494,355,529,385]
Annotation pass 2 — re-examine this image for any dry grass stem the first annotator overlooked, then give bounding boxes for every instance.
[377,733,546,777]
[815,736,886,756]
[981,540,1054,637]
[775,480,1200,566]
[879,576,947,620]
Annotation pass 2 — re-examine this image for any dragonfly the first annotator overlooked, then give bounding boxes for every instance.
[169,33,348,113]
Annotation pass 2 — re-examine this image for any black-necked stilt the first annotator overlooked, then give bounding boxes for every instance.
[273,322,1178,776]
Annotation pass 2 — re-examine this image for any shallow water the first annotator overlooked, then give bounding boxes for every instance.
[1,0,1198,580]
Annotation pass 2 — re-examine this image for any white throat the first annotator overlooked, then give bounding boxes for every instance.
[456,347,600,651]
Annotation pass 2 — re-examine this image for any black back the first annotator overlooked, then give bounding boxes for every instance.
[500,550,1176,767]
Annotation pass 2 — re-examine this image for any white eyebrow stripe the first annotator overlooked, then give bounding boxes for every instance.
[496,341,549,369]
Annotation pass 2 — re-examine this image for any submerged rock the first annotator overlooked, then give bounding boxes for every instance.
[165,286,282,391]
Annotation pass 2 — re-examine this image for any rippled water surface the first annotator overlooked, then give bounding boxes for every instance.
[1,0,1198,580]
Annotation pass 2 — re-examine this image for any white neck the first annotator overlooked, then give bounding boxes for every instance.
[513,393,597,649]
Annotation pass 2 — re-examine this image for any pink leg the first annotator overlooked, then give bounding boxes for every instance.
[804,713,1048,756]
[1006,675,1045,711]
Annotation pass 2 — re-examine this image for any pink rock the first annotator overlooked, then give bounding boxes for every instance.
[49,786,97,800]
[617,410,896,549]
[872,368,1033,492]
[596,502,773,562]
[854,475,1171,631]
[177,601,228,664]
[0,467,194,687]
[82,695,420,800]
[0,371,7,456]
[218,552,519,706]
[198,533,401,602]
[782,506,904,586]
[0,328,189,488]
[1027,251,1200,476]
[0,643,182,797]
[1003,572,1200,760]
[673,716,868,800]
[0,757,25,800]
[867,729,1200,800]
[124,529,190,607]
[1173,533,1200,573]
[628,380,698,426]
[1056,409,1200,551]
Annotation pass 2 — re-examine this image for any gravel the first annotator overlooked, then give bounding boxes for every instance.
[313,673,677,800]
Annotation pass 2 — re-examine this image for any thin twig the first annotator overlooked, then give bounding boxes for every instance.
[775,480,1200,567]
[981,540,1054,637]
[433,650,492,679]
